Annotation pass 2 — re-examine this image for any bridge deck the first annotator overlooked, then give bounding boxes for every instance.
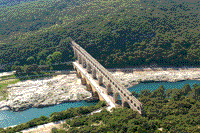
[73,62,116,109]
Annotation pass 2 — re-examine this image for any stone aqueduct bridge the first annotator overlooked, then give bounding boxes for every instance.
[71,41,143,114]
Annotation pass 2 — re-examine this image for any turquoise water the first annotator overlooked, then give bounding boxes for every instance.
[128,80,200,93]
[0,101,98,128]
[114,80,200,100]
[1,80,200,128]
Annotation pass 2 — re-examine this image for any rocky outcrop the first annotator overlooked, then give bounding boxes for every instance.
[0,74,92,112]
[112,69,200,88]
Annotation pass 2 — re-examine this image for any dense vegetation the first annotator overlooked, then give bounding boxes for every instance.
[1,84,199,132]
[52,84,199,132]
[0,101,107,133]
[0,0,92,41]
[0,0,200,72]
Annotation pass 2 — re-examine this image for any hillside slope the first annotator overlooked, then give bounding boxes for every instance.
[0,0,199,71]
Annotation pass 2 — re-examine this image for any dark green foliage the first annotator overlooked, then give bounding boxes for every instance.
[150,85,166,100]
[140,89,151,97]
[131,91,140,98]
[192,85,200,100]
[180,84,192,96]
[4,85,200,132]
[1,0,200,72]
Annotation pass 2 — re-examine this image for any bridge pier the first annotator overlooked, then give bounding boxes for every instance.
[114,93,120,103]
[86,63,92,73]
[81,78,86,85]
[122,99,131,108]
[77,71,81,78]
[82,58,86,68]
[106,84,112,95]
[74,49,77,58]
[92,69,97,79]
[98,75,103,86]
[78,54,82,64]
[86,83,92,91]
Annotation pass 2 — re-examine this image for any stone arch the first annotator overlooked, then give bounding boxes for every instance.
[92,68,97,79]
[81,77,86,85]
[78,54,82,64]
[82,58,86,68]
[73,65,76,70]
[114,92,122,105]
[93,91,99,99]
[123,101,131,108]
[77,71,81,78]
[86,63,92,73]
[98,75,103,86]
[107,84,113,96]
[86,83,92,91]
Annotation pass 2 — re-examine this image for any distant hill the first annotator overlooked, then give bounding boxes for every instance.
[0,0,92,41]
[0,0,199,71]
[0,0,39,6]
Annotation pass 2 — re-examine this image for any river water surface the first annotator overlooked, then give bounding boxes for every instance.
[0,101,98,128]
[1,80,200,128]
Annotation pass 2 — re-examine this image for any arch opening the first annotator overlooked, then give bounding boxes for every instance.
[86,83,92,91]
[107,84,113,96]
[86,63,92,73]
[77,72,81,78]
[123,101,131,108]
[92,91,100,100]
[81,77,86,85]
[114,93,122,105]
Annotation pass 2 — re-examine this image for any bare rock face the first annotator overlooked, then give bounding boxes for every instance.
[112,69,200,87]
[0,74,92,112]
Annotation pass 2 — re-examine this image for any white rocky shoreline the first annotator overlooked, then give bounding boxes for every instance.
[0,68,199,112]
[0,74,93,112]
[112,69,200,88]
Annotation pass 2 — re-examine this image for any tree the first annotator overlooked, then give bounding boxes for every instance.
[39,116,48,121]
[193,83,199,89]
[24,64,38,75]
[39,60,46,65]
[192,85,200,100]
[26,56,35,65]
[131,91,140,98]
[14,61,20,66]
[165,88,173,98]
[170,88,180,101]
[52,51,62,63]
[36,50,49,62]
[150,85,166,100]
[140,89,151,96]
[180,84,192,96]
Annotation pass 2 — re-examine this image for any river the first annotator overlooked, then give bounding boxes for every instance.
[1,80,200,128]
[128,80,200,93]
[0,101,98,128]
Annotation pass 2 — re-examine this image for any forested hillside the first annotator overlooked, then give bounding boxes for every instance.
[0,0,199,72]
[0,0,92,41]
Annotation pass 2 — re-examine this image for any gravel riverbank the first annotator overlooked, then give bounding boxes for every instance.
[112,69,200,88]
[0,68,199,112]
[0,74,92,111]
